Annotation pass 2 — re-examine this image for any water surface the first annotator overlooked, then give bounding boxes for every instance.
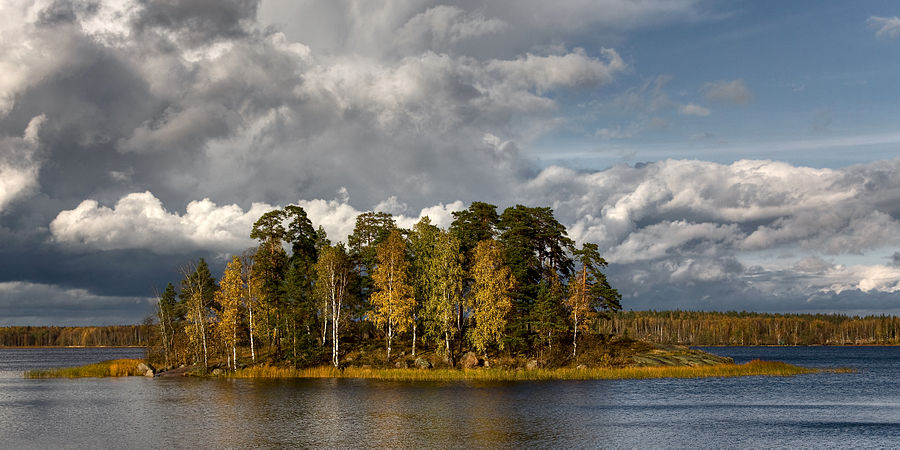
[1,346,897,447]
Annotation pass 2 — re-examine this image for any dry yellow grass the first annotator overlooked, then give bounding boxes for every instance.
[229,359,823,381]
[24,359,145,378]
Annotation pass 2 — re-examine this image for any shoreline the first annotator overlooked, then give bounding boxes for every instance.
[25,358,852,381]
[1,345,146,349]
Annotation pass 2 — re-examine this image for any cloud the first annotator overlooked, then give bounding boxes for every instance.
[868,16,900,39]
[50,192,275,254]
[394,5,507,53]
[702,79,751,105]
[0,115,46,212]
[487,48,626,93]
[522,158,900,304]
[49,190,466,254]
[679,103,710,116]
[0,281,153,325]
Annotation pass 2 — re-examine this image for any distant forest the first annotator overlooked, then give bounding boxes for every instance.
[0,325,153,347]
[602,311,900,346]
[3,311,899,347]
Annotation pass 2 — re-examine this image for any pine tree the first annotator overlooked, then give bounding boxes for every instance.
[567,243,622,357]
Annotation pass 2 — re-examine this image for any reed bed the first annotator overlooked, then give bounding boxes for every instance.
[228,359,822,381]
[24,359,145,378]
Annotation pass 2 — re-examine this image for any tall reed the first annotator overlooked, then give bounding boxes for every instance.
[24,359,145,378]
[228,360,823,381]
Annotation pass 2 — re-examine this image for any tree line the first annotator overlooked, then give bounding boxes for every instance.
[5,311,899,349]
[602,310,900,346]
[0,325,152,347]
[152,202,622,371]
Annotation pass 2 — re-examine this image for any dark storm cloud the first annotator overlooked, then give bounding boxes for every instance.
[133,0,258,46]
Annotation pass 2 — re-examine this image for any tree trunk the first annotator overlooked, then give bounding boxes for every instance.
[248,302,256,362]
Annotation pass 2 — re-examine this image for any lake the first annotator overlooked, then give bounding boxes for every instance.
[1,346,898,447]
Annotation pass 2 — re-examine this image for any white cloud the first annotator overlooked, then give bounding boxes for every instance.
[394,5,507,52]
[679,103,710,116]
[0,114,46,212]
[50,191,466,253]
[702,78,750,105]
[50,192,275,253]
[868,16,900,39]
[488,48,626,93]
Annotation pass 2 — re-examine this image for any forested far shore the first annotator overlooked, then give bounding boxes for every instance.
[0,325,153,347]
[603,310,900,346]
[4,311,900,348]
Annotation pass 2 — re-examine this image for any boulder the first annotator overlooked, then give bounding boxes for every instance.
[525,359,539,370]
[414,357,432,369]
[461,352,480,369]
[137,362,155,377]
[211,368,225,376]
[576,364,588,370]
[394,360,408,369]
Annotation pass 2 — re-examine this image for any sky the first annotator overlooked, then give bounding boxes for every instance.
[1,0,900,325]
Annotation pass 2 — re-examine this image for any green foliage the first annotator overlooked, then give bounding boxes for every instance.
[449,201,499,260]
[422,229,465,361]
[348,211,396,309]
[497,205,575,352]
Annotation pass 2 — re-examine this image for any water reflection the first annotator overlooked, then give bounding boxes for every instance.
[1,347,899,447]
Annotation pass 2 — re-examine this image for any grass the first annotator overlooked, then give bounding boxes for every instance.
[24,359,146,378]
[24,358,853,381]
[228,359,827,381]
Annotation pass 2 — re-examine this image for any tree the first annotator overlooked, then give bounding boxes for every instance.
[498,205,575,352]
[240,249,260,362]
[215,256,244,370]
[469,239,516,357]
[155,282,179,367]
[369,229,414,361]
[531,279,568,359]
[450,201,499,261]
[567,243,622,357]
[180,258,217,371]
[250,209,289,357]
[423,229,465,364]
[315,244,352,367]
[348,211,396,304]
[408,217,440,357]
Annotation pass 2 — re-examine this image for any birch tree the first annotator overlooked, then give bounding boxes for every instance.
[369,229,414,362]
[469,239,516,357]
[409,217,439,358]
[315,244,351,368]
[424,230,464,364]
[180,258,217,371]
[215,256,243,370]
[240,250,259,362]
[155,283,178,367]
